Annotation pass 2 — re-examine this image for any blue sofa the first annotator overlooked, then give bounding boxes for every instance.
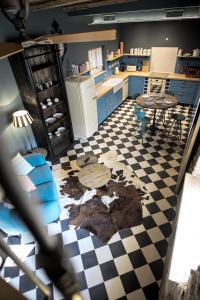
[0,153,60,236]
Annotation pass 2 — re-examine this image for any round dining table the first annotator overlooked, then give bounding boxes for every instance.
[136,94,178,134]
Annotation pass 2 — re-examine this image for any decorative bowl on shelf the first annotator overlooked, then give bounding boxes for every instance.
[53,113,63,119]
[45,117,56,124]
[57,126,66,132]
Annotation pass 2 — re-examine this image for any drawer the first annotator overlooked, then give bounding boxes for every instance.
[182,86,198,95]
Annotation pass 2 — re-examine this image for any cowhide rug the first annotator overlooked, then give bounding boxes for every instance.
[54,151,149,242]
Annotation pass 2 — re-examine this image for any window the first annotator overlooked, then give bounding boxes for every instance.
[88,47,103,74]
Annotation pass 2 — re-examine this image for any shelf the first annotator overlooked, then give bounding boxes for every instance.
[47,116,67,132]
[25,51,54,59]
[79,68,93,75]
[124,53,151,57]
[51,129,69,146]
[106,53,151,62]
[105,54,123,62]
[42,100,64,113]
[37,82,61,93]
[0,42,23,60]
[177,56,200,59]
[32,62,56,72]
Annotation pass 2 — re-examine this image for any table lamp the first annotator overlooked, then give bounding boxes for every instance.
[13,110,33,150]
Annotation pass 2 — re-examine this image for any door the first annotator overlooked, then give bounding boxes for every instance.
[80,77,98,137]
[123,79,128,101]
[97,96,107,125]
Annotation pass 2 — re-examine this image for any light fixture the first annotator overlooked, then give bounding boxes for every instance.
[13,110,33,150]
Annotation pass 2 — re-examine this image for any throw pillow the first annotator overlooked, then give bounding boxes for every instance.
[17,175,36,192]
[12,153,34,176]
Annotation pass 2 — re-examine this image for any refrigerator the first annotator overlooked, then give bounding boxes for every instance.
[65,76,98,139]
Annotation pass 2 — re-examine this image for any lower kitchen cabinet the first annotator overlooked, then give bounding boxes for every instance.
[97,89,122,125]
[97,95,108,125]
[169,80,199,105]
[128,76,145,99]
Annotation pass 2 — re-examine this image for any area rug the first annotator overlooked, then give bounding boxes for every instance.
[53,151,149,242]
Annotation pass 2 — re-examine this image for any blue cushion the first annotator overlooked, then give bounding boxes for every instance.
[24,153,46,167]
[31,181,58,203]
[0,204,28,235]
[38,200,60,224]
[28,165,53,186]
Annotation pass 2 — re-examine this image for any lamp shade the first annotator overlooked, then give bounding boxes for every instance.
[13,110,33,128]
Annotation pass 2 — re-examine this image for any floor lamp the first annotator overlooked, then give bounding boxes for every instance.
[13,110,33,151]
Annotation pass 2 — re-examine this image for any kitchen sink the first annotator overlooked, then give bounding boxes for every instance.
[102,77,123,93]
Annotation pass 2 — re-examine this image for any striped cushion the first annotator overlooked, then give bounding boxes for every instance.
[12,153,34,176]
[17,175,36,192]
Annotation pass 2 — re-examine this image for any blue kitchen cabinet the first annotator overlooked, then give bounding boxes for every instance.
[97,95,107,125]
[169,80,199,105]
[106,91,114,116]
[97,88,122,125]
[129,76,145,99]
[113,89,123,109]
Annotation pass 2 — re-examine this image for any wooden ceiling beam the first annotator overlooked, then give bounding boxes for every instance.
[35,29,117,44]
[30,0,95,11]
[63,0,136,12]
[0,43,23,60]
[30,0,136,11]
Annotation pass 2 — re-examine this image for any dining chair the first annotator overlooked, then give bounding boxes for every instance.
[134,109,150,144]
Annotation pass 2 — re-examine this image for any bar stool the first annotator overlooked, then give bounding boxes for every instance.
[167,113,186,140]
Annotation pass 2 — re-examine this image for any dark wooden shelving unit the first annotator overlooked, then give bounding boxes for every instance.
[9,44,73,161]
[37,82,61,93]
[32,62,56,72]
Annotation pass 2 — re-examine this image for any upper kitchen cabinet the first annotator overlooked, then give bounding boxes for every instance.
[9,44,73,161]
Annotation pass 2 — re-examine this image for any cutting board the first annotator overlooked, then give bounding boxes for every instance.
[142,61,150,72]
[150,47,178,73]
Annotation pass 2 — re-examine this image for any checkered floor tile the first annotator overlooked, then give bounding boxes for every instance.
[1,99,190,300]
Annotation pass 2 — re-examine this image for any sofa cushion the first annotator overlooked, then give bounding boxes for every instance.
[31,181,58,202]
[28,164,53,186]
[0,204,28,235]
[12,153,34,176]
[18,175,36,192]
[24,153,46,167]
[36,200,60,225]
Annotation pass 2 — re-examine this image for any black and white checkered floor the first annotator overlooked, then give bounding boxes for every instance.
[1,99,191,300]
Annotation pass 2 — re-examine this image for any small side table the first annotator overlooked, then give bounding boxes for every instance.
[31,147,48,158]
